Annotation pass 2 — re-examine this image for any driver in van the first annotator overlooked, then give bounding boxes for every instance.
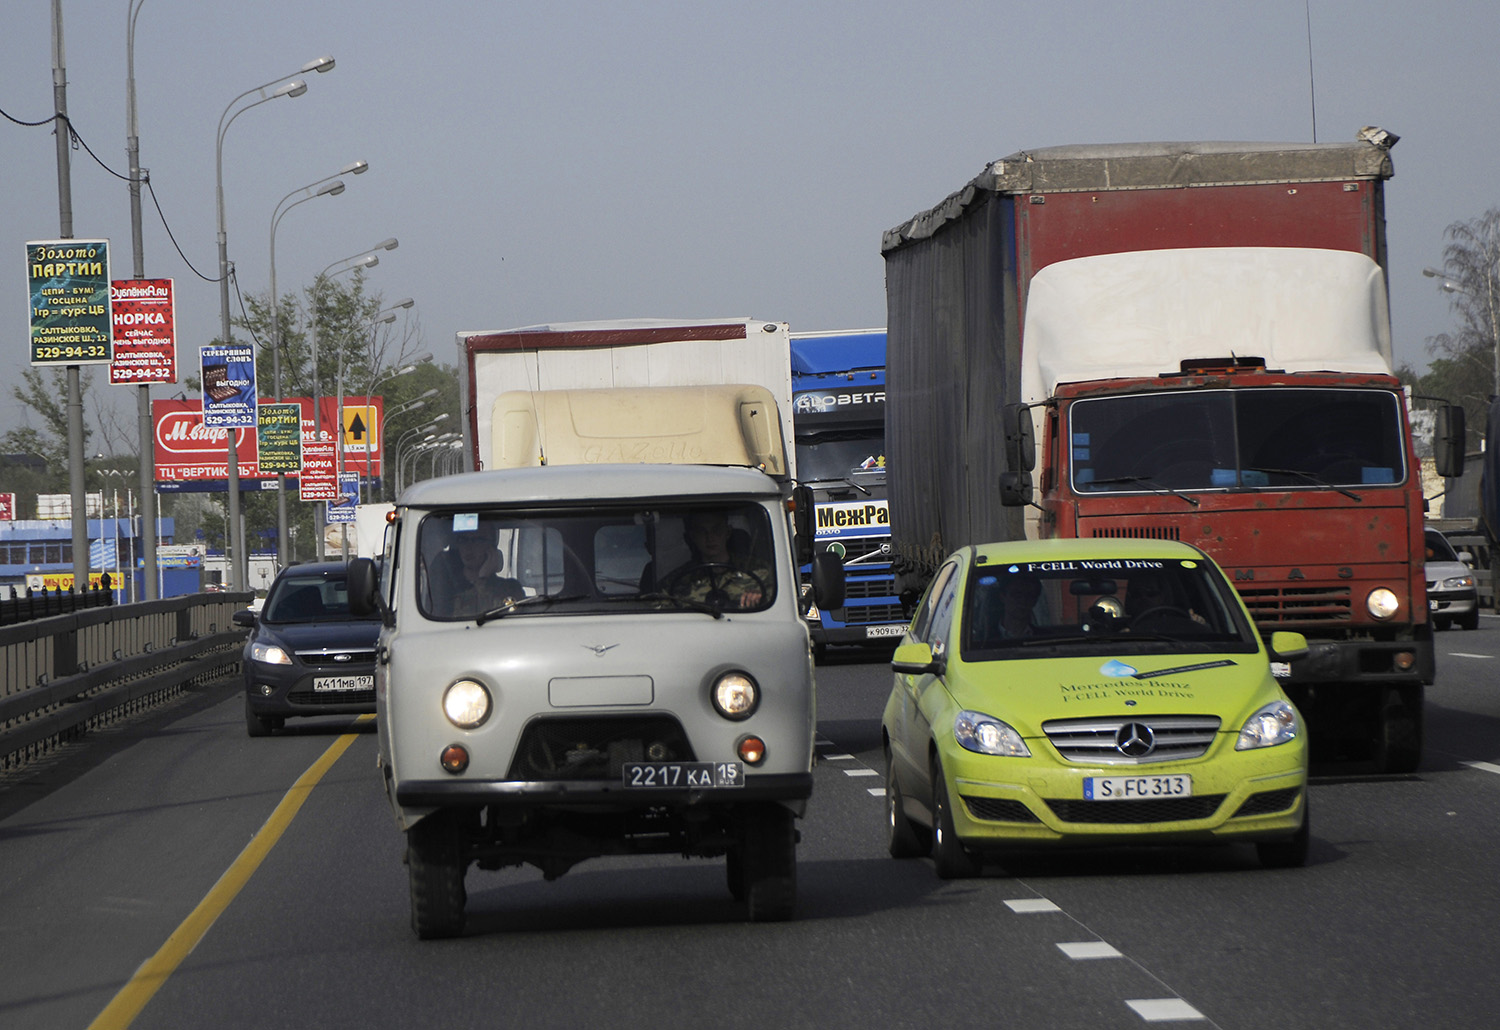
[434,525,524,616]
[665,511,771,609]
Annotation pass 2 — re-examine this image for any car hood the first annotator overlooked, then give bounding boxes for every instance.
[946,651,1281,735]
[1425,559,1472,583]
[256,620,382,650]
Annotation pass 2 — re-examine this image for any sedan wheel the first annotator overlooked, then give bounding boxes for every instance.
[885,752,931,859]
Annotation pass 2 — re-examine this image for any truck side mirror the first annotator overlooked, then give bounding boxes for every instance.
[347,556,389,624]
[1435,405,1466,479]
[792,484,817,565]
[999,470,1033,507]
[1002,403,1036,471]
[811,550,846,610]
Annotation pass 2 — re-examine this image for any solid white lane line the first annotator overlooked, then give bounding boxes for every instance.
[1058,941,1122,959]
[1126,998,1205,1022]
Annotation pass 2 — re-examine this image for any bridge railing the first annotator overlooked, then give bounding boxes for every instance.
[0,592,252,771]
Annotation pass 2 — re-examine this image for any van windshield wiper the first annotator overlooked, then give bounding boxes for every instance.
[475,592,588,625]
[634,592,726,619]
[1241,466,1362,502]
[1085,475,1200,507]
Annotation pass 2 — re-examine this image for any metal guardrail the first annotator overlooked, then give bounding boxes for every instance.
[0,592,253,771]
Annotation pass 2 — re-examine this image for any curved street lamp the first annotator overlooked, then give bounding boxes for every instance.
[214,54,335,590]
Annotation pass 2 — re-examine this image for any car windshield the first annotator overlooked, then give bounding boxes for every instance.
[1070,387,1405,493]
[263,573,368,623]
[1425,530,1460,563]
[415,502,778,621]
[961,554,1258,660]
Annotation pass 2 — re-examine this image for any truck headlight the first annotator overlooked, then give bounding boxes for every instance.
[250,641,292,665]
[443,679,492,728]
[1235,699,1299,750]
[954,710,1030,757]
[1366,588,1399,620]
[711,672,759,720]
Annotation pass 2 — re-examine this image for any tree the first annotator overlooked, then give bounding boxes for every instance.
[1420,208,1500,449]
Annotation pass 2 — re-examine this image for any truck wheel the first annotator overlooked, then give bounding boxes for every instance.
[244,699,281,737]
[742,804,797,922]
[1256,797,1311,869]
[1374,686,1423,775]
[407,811,467,939]
[931,755,983,879]
[885,752,930,859]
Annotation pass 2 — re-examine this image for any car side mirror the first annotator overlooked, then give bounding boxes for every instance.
[1268,630,1309,662]
[891,640,943,676]
[232,609,256,628]
[811,550,846,610]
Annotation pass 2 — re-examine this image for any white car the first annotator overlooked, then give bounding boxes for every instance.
[1425,528,1479,631]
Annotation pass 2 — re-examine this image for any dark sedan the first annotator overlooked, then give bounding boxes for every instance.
[234,562,381,736]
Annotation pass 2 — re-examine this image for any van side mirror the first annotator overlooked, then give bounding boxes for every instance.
[1435,405,1466,478]
[811,550,846,610]
[347,556,387,623]
[792,484,817,566]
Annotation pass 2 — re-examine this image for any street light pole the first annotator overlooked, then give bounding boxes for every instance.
[215,55,334,591]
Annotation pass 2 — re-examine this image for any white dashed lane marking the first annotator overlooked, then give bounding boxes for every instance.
[1463,760,1500,775]
[1005,898,1061,914]
[1127,998,1206,1022]
[843,768,879,777]
[1058,941,1123,959]
[1447,652,1492,659]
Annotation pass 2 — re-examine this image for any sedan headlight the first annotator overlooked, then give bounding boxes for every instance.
[1441,575,1475,591]
[1366,588,1400,620]
[711,672,759,720]
[954,709,1030,757]
[443,679,492,729]
[250,641,292,665]
[1236,699,1299,750]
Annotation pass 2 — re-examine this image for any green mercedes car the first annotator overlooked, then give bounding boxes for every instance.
[882,538,1310,877]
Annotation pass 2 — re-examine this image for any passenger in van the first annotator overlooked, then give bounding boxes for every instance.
[433,527,525,617]
[664,511,772,609]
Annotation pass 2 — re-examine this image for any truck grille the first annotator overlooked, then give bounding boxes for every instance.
[1042,715,1221,764]
[844,578,897,601]
[1045,795,1226,824]
[506,715,695,781]
[1088,526,1181,541]
[1236,585,1352,624]
[839,602,906,625]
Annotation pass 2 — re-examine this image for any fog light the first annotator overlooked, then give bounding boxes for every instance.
[737,735,767,764]
[257,683,274,697]
[1394,650,1416,672]
[440,744,470,774]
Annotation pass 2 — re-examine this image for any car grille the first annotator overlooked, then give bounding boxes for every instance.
[287,688,375,705]
[1235,585,1352,624]
[506,715,696,781]
[1231,787,1301,818]
[295,648,377,667]
[962,796,1041,823]
[1044,795,1227,824]
[1042,716,1221,764]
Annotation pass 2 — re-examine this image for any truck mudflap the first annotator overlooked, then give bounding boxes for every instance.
[395,771,814,809]
[1276,627,1435,687]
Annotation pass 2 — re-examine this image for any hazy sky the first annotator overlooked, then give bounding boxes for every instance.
[3,1,1497,443]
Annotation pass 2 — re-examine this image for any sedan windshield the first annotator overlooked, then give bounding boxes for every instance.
[416,502,778,621]
[263,573,367,623]
[962,555,1258,660]
[1070,387,1405,493]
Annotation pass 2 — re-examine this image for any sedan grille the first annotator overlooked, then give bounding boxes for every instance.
[287,688,375,706]
[1042,715,1221,765]
[1045,795,1226,824]
[295,648,377,667]
[506,715,695,781]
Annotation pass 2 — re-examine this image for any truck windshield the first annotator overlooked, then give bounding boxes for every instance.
[415,503,778,621]
[795,429,886,489]
[1069,388,1405,494]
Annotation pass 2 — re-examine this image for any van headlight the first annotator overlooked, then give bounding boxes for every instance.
[711,672,759,720]
[443,679,492,728]
[954,710,1030,757]
[1366,588,1400,620]
[1236,699,1299,750]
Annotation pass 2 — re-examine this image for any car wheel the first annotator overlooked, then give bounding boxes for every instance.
[741,803,797,922]
[1460,609,1480,631]
[885,752,930,859]
[1373,685,1423,775]
[725,845,747,901]
[244,698,281,737]
[1256,797,1311,869]
[407,811,467,939]
[931,755,983,879]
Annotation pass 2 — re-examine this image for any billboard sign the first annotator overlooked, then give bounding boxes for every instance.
[27,239,113,365]
[0,492,14,520]
[152,398,260,482]
[299,441,338,502]
[199,343,256,428]
[256,403,302,473]
[109,278,177,384]
[326,472,360,524]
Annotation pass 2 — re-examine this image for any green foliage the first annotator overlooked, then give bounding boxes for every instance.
[1417,207,1500,448]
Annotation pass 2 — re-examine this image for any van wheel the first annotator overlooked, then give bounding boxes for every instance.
[931,756,983,879]
[245,699,281,737]
[408,811,467,939]
[725,846,747,901]
[885,753,930,858]
[1257,798,1311,869]
[742,804,797,922]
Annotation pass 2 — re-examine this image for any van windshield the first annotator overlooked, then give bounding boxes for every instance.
[415,502,778,621]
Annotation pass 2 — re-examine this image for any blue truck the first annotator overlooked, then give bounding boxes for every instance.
[790,329,905,655]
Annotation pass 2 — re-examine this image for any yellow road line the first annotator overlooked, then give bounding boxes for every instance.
[89,717,373,1030]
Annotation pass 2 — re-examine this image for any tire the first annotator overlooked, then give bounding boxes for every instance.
[1432,616,1450,632]
[885,753,930,859]
[1459,609,1480,631]
[1374,685,1424,774]
[725,846,747,902]
[1257,797,1311,869]
[931,756,983,879]
[407,811,468,939]
[741,804,797,922]
[244,699,281,737]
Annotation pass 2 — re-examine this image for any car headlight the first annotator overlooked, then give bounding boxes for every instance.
[954,709,1030,757]
[1235,699,1299,750]
[711,672,759,720]
[1441,575,1475,591]
[443,679,492,729]
[250,641,292,665]
[1366,588,1400,620]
